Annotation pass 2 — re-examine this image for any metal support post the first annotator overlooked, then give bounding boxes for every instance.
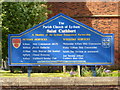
[91,66,96,77]
[28,66,32,77]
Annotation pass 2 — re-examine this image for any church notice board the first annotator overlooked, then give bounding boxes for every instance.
[8,13,114,66]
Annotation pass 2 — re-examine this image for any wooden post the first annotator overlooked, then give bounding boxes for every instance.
[63,66,66,73]
[4,60,7,70]
[1,59,3,69]
[77,65,81,77]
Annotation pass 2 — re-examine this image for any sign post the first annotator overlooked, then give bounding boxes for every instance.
[91,66,96,77]
[28,66,32,77]
[8,13,114,75]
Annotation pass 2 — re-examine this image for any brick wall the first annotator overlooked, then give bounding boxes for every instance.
[48,2,118,17]
[48,2,120,69]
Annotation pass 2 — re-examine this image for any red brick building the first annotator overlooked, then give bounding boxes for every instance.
[48,2,120,69]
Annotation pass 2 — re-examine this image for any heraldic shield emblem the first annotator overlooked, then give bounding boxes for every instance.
[12,39,21,48]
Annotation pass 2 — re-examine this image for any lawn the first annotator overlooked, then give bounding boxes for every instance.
[0,70,70,77]
[0,70,119,77]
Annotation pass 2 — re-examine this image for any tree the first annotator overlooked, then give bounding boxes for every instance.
[2,2,51,60]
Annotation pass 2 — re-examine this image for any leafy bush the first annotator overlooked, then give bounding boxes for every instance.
[82,66,92,77]
[2,2,52,59]
[79,66,118,77]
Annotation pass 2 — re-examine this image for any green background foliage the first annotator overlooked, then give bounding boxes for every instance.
[2,2,51,59]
